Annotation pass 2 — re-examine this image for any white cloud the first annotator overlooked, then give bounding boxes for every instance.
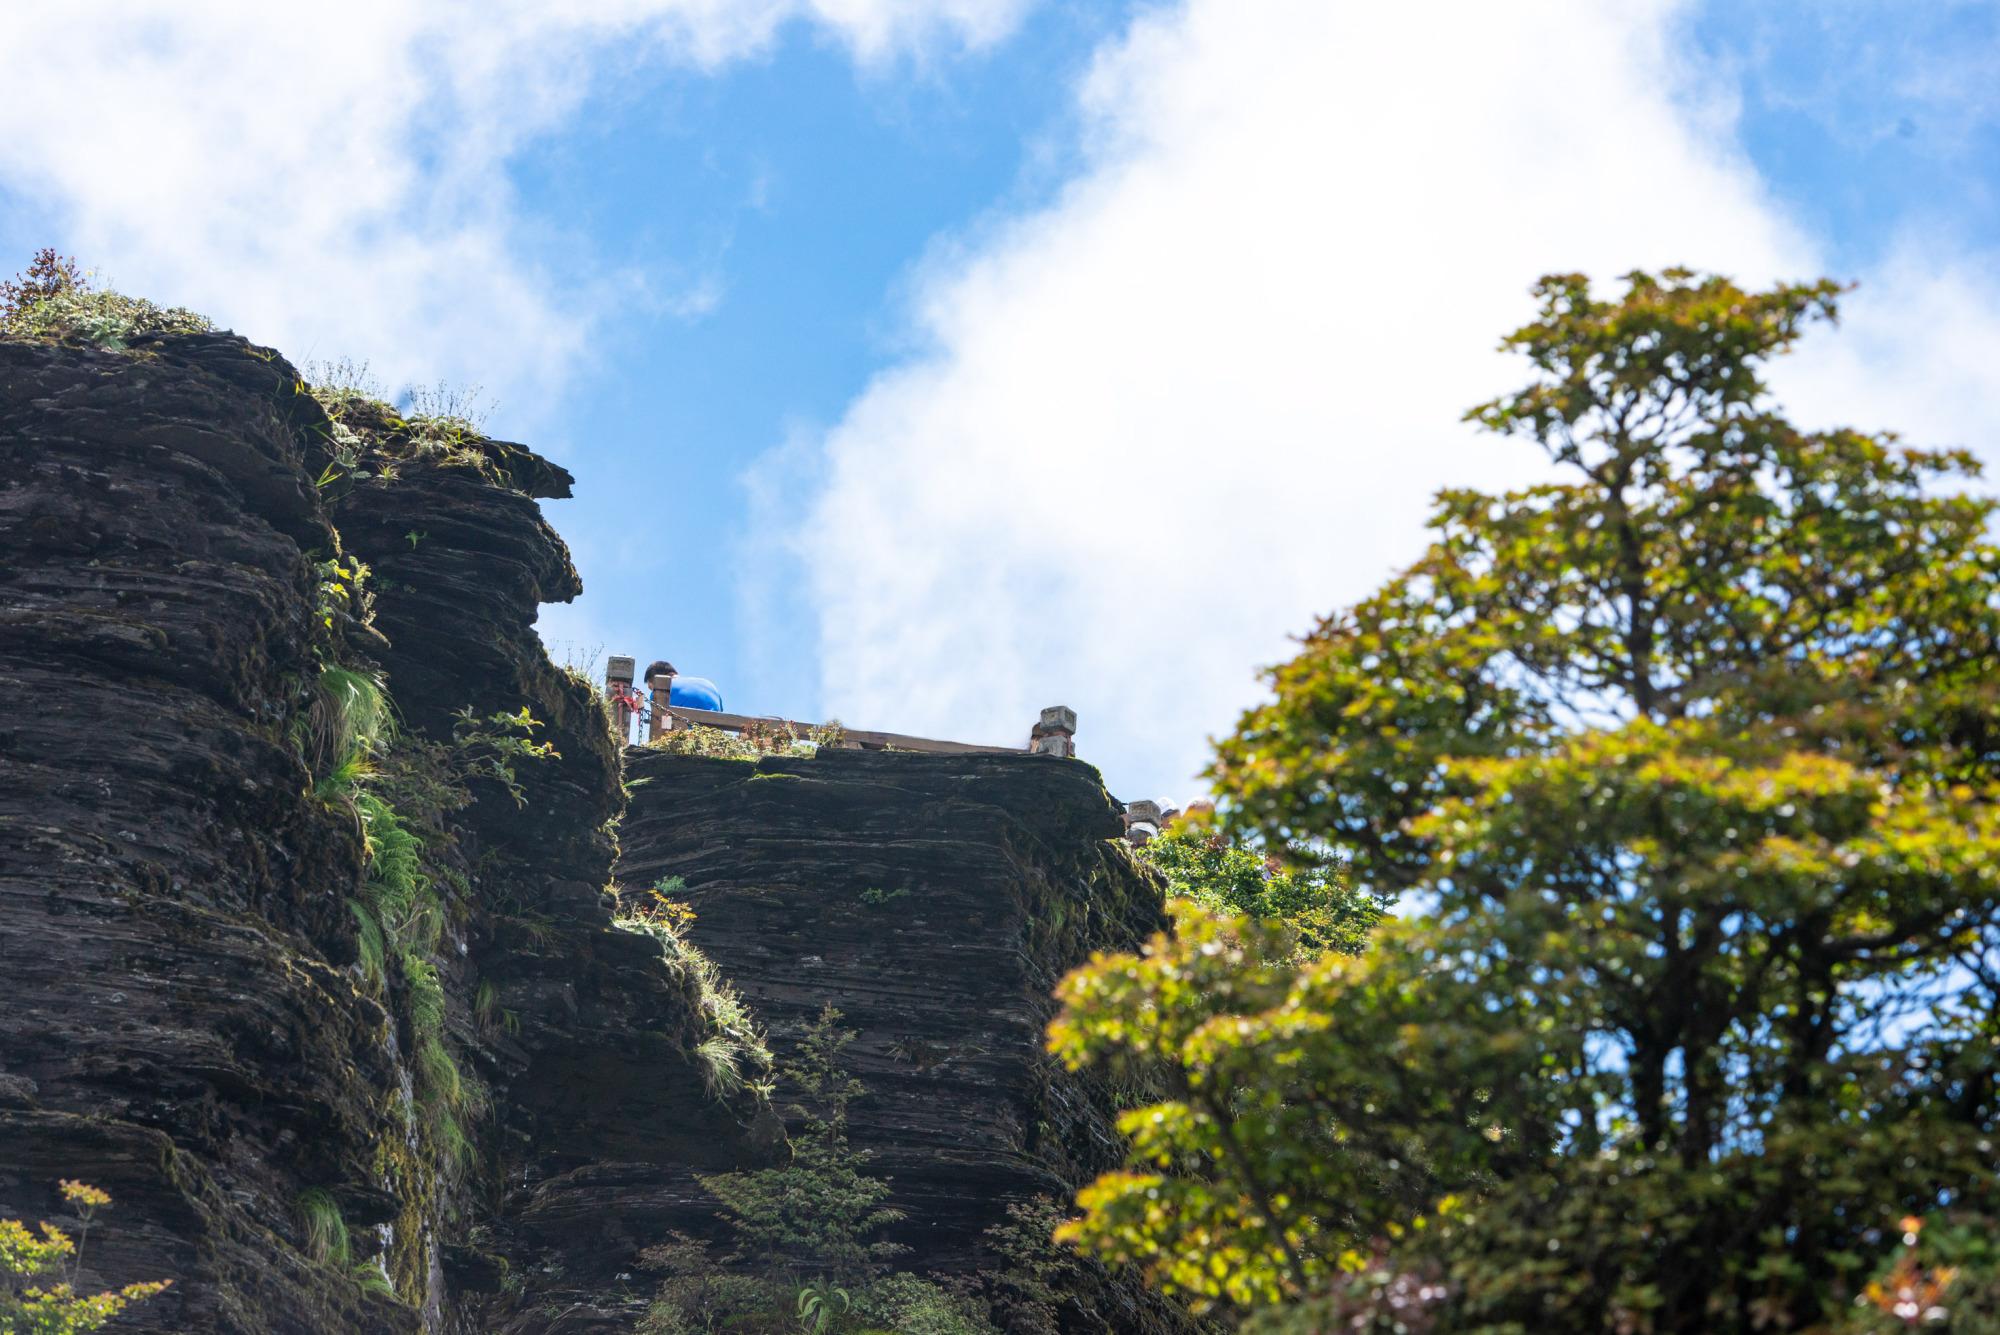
[0,0,1029,422]
[1773,239,2000,466]
[785,0,2000,802]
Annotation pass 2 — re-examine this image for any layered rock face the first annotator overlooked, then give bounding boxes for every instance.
[1,329,1188,1334]
[615,747,1190,1330]
[317,399,773,1332]
[0,334,424,1331]
[0,334,759,1333]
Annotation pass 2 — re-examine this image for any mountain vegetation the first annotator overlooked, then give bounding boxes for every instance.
[1131,824,1384,961]
[6,246,1993,1334]
[1054,270,2000,1332]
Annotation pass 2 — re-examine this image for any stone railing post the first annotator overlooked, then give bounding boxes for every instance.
[606,655,635,744]
[1029,705,1077,758]
[645,660,677,742]
[1122,799,1162,846]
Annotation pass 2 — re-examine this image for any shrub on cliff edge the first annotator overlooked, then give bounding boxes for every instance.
[0,248,211,346]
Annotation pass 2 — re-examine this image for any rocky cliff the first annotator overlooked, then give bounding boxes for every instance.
[0,332,765,1332]
[0,328,1182,1333]
[614,748,1191,1330]
[1,333,417,1332]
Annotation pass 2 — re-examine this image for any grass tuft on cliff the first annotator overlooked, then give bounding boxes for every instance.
[0,248,212,347]
[305,666,391,797]
[299,361,515,490]
[294,1189,351,1267]
[612,878,773,1097]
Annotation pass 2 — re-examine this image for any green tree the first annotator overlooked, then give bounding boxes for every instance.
[643,1006,999,1334]
[699,1005,907,1286]
[1055,270,2000,1332]
[1134,823,1384,959]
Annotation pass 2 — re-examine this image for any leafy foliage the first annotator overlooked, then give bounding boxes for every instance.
[1051,905,1421,1311]
[351,784,485,1175]
[1060,270,2000,1331]
[295,660,489,1196]
[1133,823,1385,959]
[973,1195,1114,1335]
[1839,1214,2000,1332]
[311,552,375,633]
[637,1235,998,1335]
[845,1273,996,1334]
[0,1181,170,1334]
[0,248,211,346]
[0,250,84,321]
[796,1279,850,1333]
[449,705,558,807]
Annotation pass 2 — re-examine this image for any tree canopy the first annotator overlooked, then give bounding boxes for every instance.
[1132,823,1385,960]
[1053,270,2000,1333]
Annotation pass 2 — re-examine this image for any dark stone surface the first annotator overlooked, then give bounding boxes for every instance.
[320,408,775,1332]
[0,334,417,1332]
[615,746,1193,1330]
[0,334,758,1332]
[0,330,1192,1334]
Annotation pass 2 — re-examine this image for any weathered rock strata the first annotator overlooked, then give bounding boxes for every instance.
[615,747,1193,1331]
[319,402,774,1332]
[0,334,420,1331]
[0,334,760,1332]
[2,329,1189,1334]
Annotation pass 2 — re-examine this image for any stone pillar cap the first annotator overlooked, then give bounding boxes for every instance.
[1032,705,1077,735]
[606,655,636,682]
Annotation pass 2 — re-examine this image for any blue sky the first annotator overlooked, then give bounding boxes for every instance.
[510,1,1144,703]
[4,1,1999,801]
[1692,1,2000,264]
